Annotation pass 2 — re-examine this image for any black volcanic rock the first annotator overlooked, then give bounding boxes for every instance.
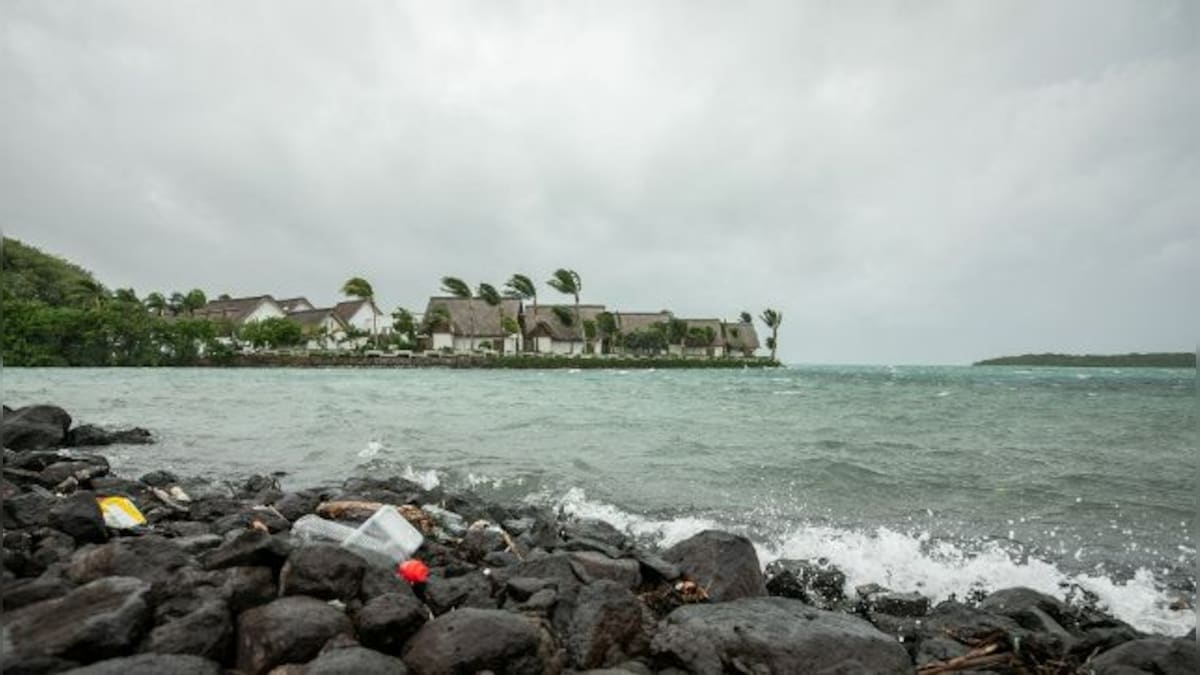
[661,530,766,602]
[235,595,353,674]
[1,405,71,451]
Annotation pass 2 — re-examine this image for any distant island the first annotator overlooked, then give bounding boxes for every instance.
[974,353,1195,368]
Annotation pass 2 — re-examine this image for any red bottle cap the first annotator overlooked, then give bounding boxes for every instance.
[397,559,429,584]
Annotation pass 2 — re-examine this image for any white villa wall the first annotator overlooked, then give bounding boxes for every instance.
[346,304,387,335]
[432,332,454,351]
[244,302,286,323]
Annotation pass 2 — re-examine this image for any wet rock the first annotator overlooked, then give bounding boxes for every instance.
[660,530,766,602]
[89,476,157,505]
[50,491,108,544]
[1,571,76,610]
[279,544,367,602]
[359,564,409,601]
[174,533,223,555]
[506,576,559,602]
[39,456,110,487]
[461,521,508,562]
[139,599,232,661]
[651,596,911,674]
[562,519,630,552]
[4,492,53,529]
[566,580,647,669]
[31,528,77,569]
[63,653,221,674]
[868,590,930,617]
[201,529,291,570]
[424,570,498,615]
[304,645,409,674]
[139,470,179,487]
[422,505,467,537]
[919,600,1023,641]
[222,565,277,613]
[764,558,846,609]
[402,608,560,675]
[354,591,428,655]
[634,552,680,583]
[67,536,192,596]
[0,576,152,664]
[569,551,641,590]
[272,489,322,522]
[189,496,244,522]
[1088,637,1199,674]
[66,424,153,448]
[1,404,71,451]
[236,596,353,675]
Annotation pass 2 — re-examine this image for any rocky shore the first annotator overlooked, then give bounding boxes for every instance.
[2,404,1196,674]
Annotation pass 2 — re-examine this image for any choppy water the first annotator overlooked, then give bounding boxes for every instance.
[4,365,1195,635]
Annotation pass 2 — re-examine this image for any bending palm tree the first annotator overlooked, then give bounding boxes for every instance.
[759,308,783,362]
[441,276,474,351]
[504,274,537,352]
[477,283,505,353]
[547,269,582,354]
[341,277,377,346]
[144,292,168,316]
[183,289,207,315]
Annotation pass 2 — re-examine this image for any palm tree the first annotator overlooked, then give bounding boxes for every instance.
[341,277,377,345]
[547,269,582,354]
[144,292,167,316]
[72,279,108,309]
[391,307,416,345]
[759,308,783,362]
[114,288,139,304]
[739,311,753,324]
[477,283,506,353]
[182,289,207,315]
[440,276,474,351]
[168,292,186,316]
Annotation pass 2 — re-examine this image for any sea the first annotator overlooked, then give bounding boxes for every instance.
[4,364,1195,636]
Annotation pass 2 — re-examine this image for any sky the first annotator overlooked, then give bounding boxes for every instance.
[2,1,1196,364]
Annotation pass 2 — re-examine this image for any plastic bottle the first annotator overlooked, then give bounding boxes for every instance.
[291,514,357,545]
[291,507,423,568]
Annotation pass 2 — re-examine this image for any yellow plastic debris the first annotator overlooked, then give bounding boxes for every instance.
[97,496,147,529]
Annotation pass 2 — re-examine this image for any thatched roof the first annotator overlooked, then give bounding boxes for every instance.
[680,318,726,346]
[615,311,672,335]
[194,295,278,324]
[287,308,348,333]
[424,296,522,337]
[333,299,382,323]
[523,304,607,341]
[722,321,760,351]
[277,297,314,313]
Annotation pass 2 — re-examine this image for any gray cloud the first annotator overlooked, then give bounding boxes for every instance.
[3,1,1196,363]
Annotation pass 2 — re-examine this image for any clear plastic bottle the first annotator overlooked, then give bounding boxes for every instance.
[291,507,423,568]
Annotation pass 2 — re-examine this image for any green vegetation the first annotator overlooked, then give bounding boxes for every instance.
[340,277,376,344]
[974,353,1195,368]
[440,276,473,349]
[238,317,303,349]
[1,238,231,366]
[760,308,782,362]
[547,268,583,353]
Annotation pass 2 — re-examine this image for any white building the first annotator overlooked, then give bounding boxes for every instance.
[287,308,350,350]
[194,295,287,327]
[334,299,388,338]
[522,304,607,355]
[423,296,523,353]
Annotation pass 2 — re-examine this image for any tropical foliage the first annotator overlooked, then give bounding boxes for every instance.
[759,308,782,361]
[547,268,582,352]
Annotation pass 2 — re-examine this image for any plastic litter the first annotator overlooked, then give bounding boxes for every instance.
[397,559,429,584]
[97,496,147,529]
[292,505,424,568]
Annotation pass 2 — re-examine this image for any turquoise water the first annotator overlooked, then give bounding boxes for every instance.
[4,365,1195,634]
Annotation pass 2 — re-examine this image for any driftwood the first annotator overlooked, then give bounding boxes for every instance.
[315,500,435,534]
[917,629,1082,675]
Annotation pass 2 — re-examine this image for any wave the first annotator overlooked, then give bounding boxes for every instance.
[548,487,1195,637]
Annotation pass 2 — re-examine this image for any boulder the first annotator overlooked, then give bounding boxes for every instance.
[200,529,291,570]
[359,564,410,601]
[139,470,179,487]
[67,536,193,596]
[1088,637,1198,674]
[868,591,930,617]
[978,586,1071,627]
[139,599,232,661]
[272,489,322,522]
[354,591,428,655]
[569,551,641,590]
[38,456,110,487]
[304,645,409,675]
[566,580,647,669]
[67,424,153,447]
[764,558,846,609]
[222,565,277,613]
[61,653,221,674]
[650,596,911,675]
[236,596,353,674]
[460,521,508,562]
[279,544,368,602]
[0,576,152,664]
[1,405,71,451]
[50,491,108,544]
[3,492,53,529]
[1,571,76,610]
[660,530,766,602]
[423,570,498,615]
[402,608,560,675]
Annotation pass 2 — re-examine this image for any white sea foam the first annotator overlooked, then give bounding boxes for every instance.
[550,488,1196,637]
[357,440,384,458]
[400,464,441,490]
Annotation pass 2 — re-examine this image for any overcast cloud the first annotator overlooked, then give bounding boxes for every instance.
[2,1,1196,364]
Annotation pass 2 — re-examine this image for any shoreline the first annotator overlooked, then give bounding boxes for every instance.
[2,404,1196,673]
[10,354,783,369]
